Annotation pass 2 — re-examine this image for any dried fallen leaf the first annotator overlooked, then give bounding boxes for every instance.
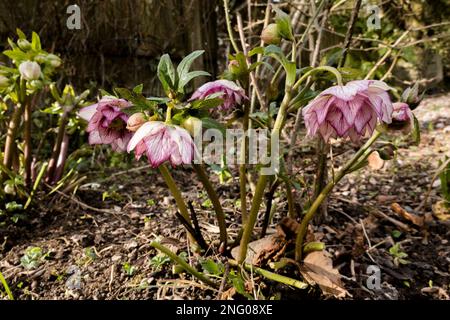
[368,151,385,170]
[231,234,285,266]
[391,203,424,227]
[432,200,450,221]
[299,251,350,298]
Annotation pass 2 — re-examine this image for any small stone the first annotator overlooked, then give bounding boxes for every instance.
[111,254,122,263]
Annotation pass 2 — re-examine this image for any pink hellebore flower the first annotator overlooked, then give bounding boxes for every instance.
[391,102,413,122]
[127,121,196,168]
[190,79,247,110]
[302,80,393,142]
[78,97,132,152]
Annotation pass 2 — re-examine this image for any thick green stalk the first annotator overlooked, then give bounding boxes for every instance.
[238,90,292,264]
[239,101,250,224]
[150,242,217,287]
[0,271,13,300]
[295,130,382,261]
[293,66,343,91]
[193,164,228,246]
[159,164,192,224]
[228,259,308,290]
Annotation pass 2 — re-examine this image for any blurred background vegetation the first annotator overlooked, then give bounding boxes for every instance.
[0,0,448,96]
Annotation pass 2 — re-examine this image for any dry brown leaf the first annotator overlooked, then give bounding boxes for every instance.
[368,151,385,170]
[391,203,424,226]
[432,200,450,221]
[230,234,285,266]
[299,251,350,298]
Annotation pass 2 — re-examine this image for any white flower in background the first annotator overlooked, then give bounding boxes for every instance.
[19,61,41,80]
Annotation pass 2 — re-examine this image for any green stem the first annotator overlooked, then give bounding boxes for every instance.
[293,66,343,91]
[238,90,292,265]
[239,101,250,224]
[223,0,240,53]
[150,242,217,287]
[192,164,228,247]
[24,161,48,209]
[0,271,13,300]
[294,130,382,261]
[159,164,192,224]
[228,259,308,290]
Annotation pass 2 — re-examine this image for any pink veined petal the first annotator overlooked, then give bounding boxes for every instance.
[319,122,336,142]
[345,128,361,142]
[88,130,102,145]
[112,132,132,152]
[353,107,374,134]
[326,107,351,136]
[145,130,173,168]
[86,112,102,132]
[173,126,195,164]
[78,104,98,121]
[306,95,334,124]
[98,126,120,144]
[100,106,122,121]
[134,140,147,160]
[127,121,165,152]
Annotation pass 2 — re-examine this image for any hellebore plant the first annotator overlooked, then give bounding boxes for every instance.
[77,4,421,292]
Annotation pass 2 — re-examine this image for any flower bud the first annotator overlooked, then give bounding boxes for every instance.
[228,60,240,74]
[126,112,147,132]
[182,116,202,136]
[261,23,281,45]
[29,80,43,90]
[46,54,62,68]
[401,83,421,109]
[389,102,413,131]
[4,184,15,195]
[19,61,41,80]
[17,39,31,50]
[0,75,10,88]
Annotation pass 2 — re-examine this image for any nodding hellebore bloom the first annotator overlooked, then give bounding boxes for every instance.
[190,79,247,111]
[389,102,414,130]
[127,121,196,168]
[78,97,132,152]
[302,80,393,142]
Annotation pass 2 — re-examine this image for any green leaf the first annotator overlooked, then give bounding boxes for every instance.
[191,94,224,110]
[157,54,177,94]
[248,46,264,57]
[264,45,296,86]
[178,70,210,92]
[114,87,157,113]
[201,118,226,136]
[3,49,28,62]
[133,84,143,94]
[31,32,41,51]
[273,8,294,41]
[16,28,26,40]
[201,259,223,276]
[176,50,204,81]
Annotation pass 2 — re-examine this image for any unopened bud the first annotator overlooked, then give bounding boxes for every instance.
[181,116,202,136]
[46,54,62,68]
[401,83,422,109]
[126,112,147,132]
[261,23,281,45]
[19,61,41,81]
[17,39,31,50]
